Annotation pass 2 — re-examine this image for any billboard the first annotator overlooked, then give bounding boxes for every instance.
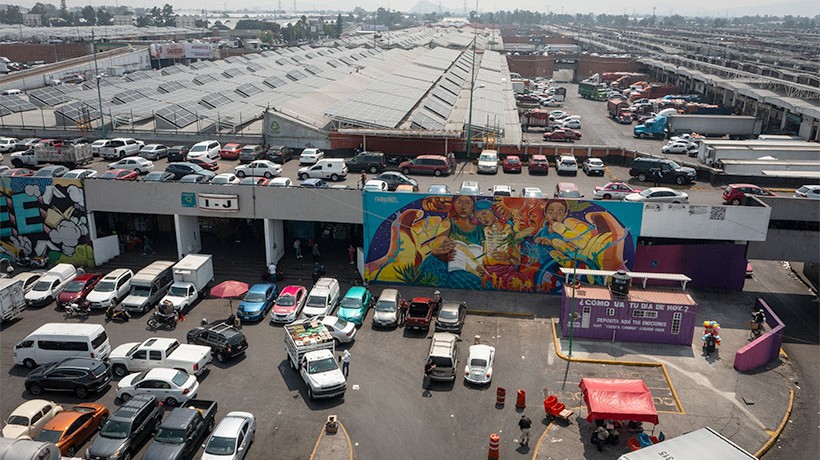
[363,194,642,293]
[150,43,213,60]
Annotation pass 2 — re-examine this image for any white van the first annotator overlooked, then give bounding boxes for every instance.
[477,150,499,174]
[24,264,78,307]
[13,323,111,369]
[1,89,22,96]
[85,268,133,309]
[301,278,341,318]
[188,140,221,161]
[298,158,349,181]
[121,261,175,313]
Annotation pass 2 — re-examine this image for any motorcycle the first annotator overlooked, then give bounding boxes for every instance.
[105,305,131,322]
[147,309,179,330]
[63,302,90,319]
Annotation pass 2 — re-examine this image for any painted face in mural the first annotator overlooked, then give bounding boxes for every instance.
[451,195,475,220]
[474,207,497,227]
[545,200,568,230]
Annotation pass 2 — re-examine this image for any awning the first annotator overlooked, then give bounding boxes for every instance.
[579,378,659,425]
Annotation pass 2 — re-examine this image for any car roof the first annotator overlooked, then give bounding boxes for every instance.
[53,357,100,369]
[557,182,579,189]
[211,414,249,437]
[439,301,463,312]
[142,367,183,379]
[469,344,494,358]
[344,286,367,297]
[728,183,761,188]
[249,283,274,293]
[279,285,305,296]
[42,409,86,431]
[415,154,446,160]
[11,399,54,417]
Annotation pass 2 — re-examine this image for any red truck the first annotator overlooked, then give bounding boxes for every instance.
[405,297,435,332]
[607,98,632,124]
[629,85,679,102]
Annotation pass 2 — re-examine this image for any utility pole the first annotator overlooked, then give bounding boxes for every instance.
[464,3,478,160]
[92,30,106,138]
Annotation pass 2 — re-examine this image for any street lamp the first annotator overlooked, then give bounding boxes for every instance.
[92,30,106,138]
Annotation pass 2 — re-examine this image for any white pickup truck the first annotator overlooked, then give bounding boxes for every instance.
[99,138,144,160]
[109,337,212,378]
[284,320,346,400]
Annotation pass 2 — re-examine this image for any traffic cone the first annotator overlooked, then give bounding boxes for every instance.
[515,389,526,409]
[488,433,500,459]
[496,387,506,406]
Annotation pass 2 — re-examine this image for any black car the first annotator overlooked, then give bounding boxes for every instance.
[238,144,266,163]
[86,394,164,460]
[267,145,294,164]
[374,171,419,191]
[628,157,696,185]
[141,171,175,182]
[25,357,112,398]
[186,322,248,363]
[167,146,190,163]
[434,301,467,334]
[345,151,386,174]
[142,405,213,460]
[165,162,216,180]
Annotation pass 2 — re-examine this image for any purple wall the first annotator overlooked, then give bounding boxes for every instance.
[559,292,698,346]
[734,299,785,371]
[634,244,747,290]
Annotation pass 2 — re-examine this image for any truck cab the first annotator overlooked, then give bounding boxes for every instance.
[142,400,217,460]
[109,337,212,378]
[159,255,213,313]
[300,349,346,400]
[405,297,435,331]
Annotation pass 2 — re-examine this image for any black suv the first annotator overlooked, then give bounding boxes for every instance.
[628,157,696,185]
[346,151,387,174]
[267,145,294,164]
[167,146,190,162]
[186,322,249,363]
[86,394,164,460]
[25,357,112,398]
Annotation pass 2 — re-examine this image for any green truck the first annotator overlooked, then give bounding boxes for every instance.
[578,80,608,101]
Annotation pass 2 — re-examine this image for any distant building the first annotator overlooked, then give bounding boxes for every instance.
[112,15,133,26]
[22,13,43,27]
[175,15,200,29]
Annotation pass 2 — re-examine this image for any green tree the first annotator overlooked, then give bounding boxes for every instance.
[335,13,342,38]
[96,7,113,25]
[161,4,174,26]
[81,5,96,25]
[0,5,24,24]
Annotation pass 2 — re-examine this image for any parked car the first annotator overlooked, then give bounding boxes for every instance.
[201,412,256,460]
[85,268,133,310]
[562,118,581,129]
[593,181,642,200]
[1,167,34,176]
[268,177,293,187]
[269,285,307,324]
[299,148,324,165]
[139,144,168,161]
[211,173,241,185]
[189,157,219,171]
[661,141,697,155]
[165,162,216,180]
[490,185,514,196]
[141,171,175,182]
[345,151,386,174]
[427,184,450,195]
[336,286,372,326]
[556,155,578,175]
[85,394,163,460]
[628,157,696,185]
[399,155,451,176]
[99,169,139,180]
[25,357,111,398]
[0,136,19,153]
[290,315,356,344]
[117,368,199,406]
[363,179,388,192]
[180,174,211,183]
[56,273,102,309]
[235,160,282,179]
[548,110,567,120]
[477,150,499,174]
[464,344,495,385]
[554,182,583,199]
[427,332,459,382]
[108,157,154,174]
[528,155,549,175]
[167,145,189,162]
[374,172,418,191]
[34,403,108,457]
[624,187,689,204]
[300,178,328,188]
[266,145,294,164]
[1,400,63,439]
[543,128,581,142]
[582,158,605,176]
[794,185,820,199]
[520,187,544,198]
[435,301,466,333]
[722,184,776,205]
[237,145,266,163]
[188,140,221,161]
[502,156,522,173]
[371,288,402,329]
[62,168,97,179]
[458,180,481,196]
[237,283,278,322]
[219,143,243,160]
[15,138,41,151]
[239,177,269,186]
[33,165,69,178]
[12,271,45,293]
[186,321,248,363]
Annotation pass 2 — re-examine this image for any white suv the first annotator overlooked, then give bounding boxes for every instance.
[0,137,18,153]
[477,150,499,174]
[188,140,221,161]
[556,155,578,176]
[86,268,133,309]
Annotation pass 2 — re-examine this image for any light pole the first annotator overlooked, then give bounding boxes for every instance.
[464,6,478,159]
[92,30,106,138]
[568,247,581,357]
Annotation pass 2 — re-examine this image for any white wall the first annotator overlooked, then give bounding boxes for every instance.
[92,235,120,266]
[640,203,770,241]
[174,214,201,258]
[264,218,285,265]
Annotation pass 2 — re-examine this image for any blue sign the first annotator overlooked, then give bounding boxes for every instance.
[181,192,196,207]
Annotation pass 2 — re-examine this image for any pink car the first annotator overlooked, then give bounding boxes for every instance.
[269,285,307,324]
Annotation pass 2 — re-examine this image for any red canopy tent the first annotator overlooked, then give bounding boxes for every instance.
[578,378,659,425]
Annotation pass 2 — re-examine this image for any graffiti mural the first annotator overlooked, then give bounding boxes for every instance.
[363,193,642,293]
[0,177,93,267]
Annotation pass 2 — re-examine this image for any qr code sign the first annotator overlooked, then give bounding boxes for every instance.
[710,206,726,221]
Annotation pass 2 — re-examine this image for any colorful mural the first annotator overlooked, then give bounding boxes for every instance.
[0,177,94,267]
[363,193,642,293]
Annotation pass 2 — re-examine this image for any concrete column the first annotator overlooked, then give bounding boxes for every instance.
[780,110,788,130]
[174,214,200,259]
[86,211,98,240]
[264,218,285,265]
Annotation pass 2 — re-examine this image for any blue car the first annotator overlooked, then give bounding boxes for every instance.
[337,286,372,326]
[237,283,278,322]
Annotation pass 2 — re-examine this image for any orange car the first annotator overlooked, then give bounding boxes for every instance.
[35,403,109,457]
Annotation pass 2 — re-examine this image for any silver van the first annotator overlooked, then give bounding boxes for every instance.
[427,332,460,382]
[372,288,402,328]
[121,261,175,312]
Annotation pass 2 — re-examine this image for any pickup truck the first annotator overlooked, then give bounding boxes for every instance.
[109,337,212,378]
[142,399,217,460]
[284,320,346,400]
[99,138,144,160]
[405,297,435,332]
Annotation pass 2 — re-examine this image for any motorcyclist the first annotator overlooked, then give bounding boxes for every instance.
[312,263,326,284]
[157,300,177,320]
[105,304,130,321]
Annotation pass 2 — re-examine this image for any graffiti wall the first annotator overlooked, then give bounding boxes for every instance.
[0,177,93,267]
[363,193,642,293]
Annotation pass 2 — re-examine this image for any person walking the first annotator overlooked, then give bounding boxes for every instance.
[399,298,409,326]
[359,170,367,189]
[312,242,320,263]
[423,358,436,391]
[267,262,277,281]
[142,235,155,255]
[518,415,532,446]
[348,244,356,265]
[293,239,302,259]
[341,349,351,377]
[652,167,662,187]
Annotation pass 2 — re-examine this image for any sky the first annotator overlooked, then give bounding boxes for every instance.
[12,0,820,17]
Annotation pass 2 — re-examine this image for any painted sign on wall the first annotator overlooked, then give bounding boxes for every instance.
[0,177,93,267]
[363,193,642,293]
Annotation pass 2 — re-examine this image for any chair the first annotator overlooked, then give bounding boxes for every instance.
[543,395,558,414]
[649,431,665,444]
[637,432,654,448]
[627,438,642,451]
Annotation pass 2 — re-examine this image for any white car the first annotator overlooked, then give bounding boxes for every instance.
[490,185,513,196]
[556,155,578,175]
[235,160,282,178]
[794,185,820,199]
[625,187,689,204]
[108,156,154,174]
[562,119,581,129]
[549,110,567,120]
[0,136,18,153]
[117,368,199,406]
[211,173,241,185]
[363,179,388,191]
[593,181,643,200]
[289,315,356,344]
[464,344,495,385]
[188,140,221,161]
[477,151,499,174]
[661,141,696,154]
[62,168,97,179]
[299,148,324,165]
[459,180,481,195]
[268,177,293,187]
[539,98,562,107]
[90,139,112,155]
[201,412,256,460]
[520,187,544,198]
[1,400,63,439]
[582,158,605,176]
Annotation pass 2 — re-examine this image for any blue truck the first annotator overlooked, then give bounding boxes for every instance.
[634,114,762,140]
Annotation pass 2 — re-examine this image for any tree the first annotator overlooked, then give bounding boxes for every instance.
[335,14,342,38]
[59,0,68,19]
[161,4,174,26]
[0,5,24,24]
[96,7,113,25]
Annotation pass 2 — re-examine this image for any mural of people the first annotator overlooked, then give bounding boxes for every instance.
[364,194,640,294]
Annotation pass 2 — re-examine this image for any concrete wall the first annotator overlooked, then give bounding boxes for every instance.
[748,229,819,262]
[634,243,747,290]
[264,110,330,150]
[92,234,120,266]
[174,214,200,257]
[640,202,770,242]
[83,179,364,224]
[733,298,784,371]
[0,43,92,64]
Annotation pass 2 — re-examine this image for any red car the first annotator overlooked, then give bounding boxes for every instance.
[269,285,307,324]
[722,184,776,205]
[593,181,642,200]
[399,155,451,176]
[98,169,138,180]
[219,143,243,160]
[405,297,435,332]
[528,155,549,175]
[502,156,522,173]
[189,157,219,171]
[1,168,35,177]
[543,128,582,142]
[57,273,103,309]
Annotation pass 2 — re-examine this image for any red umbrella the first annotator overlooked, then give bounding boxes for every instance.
[210,281,249,299]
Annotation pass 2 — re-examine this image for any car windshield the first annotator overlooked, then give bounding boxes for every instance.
[479,154,495,162]
[205,436,236,455]
[376,300,396,312]
[668,161,681,169]
[639,189,657,197]
[64,280,85,292]
[171,371,189,387]
[95,281,115,292]
[409,304,429,316]
[331,318,349,329]
[470,358,488,367]
[561,191,582,198]
[307,357,338,374]
[243,292,267,302]
[32,280,52,291]
[131,285,151,296]
[6,415,29,426]
[36,429,63,443]
[168,286,188,296]
[190,145,206,152]
[438,309,459,320]
[340,297,361,309]
[131,370,148,384]
[154,427,186,444]
[430,356,452,367]
[100,420,130,439]
[306,295,325,307]
[276,294,295,306]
